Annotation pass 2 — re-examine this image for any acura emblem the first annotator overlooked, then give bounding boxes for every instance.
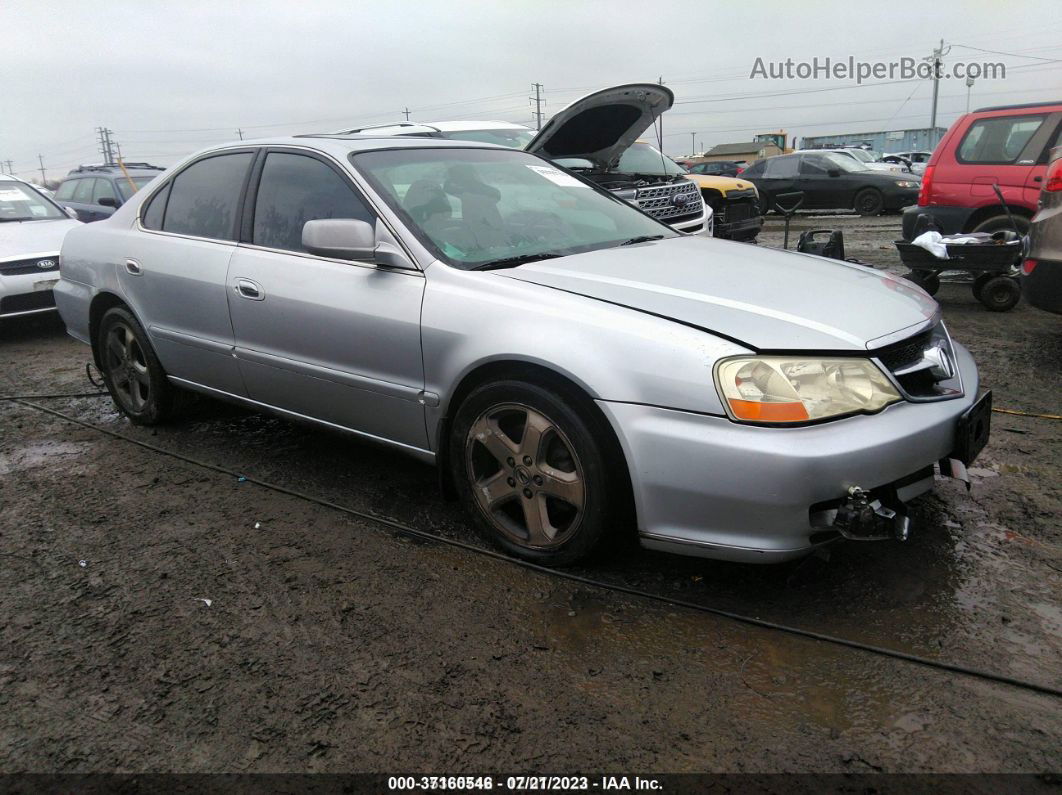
[37,259,56,270]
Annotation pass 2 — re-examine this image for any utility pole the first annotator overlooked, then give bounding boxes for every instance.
[115,142,123,163]
[530,83,544,130]
[97,127,116,166]
[38,154,47,184]
[2,159,13,174]
[403,107,411,121]
[927,40,950,146]
[965,75,975,113]
[236,128,244,140]
[657,76,665,150]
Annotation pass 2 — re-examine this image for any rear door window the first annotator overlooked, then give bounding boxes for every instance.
[72,179,95,203]
[957,115,1045,164]
[55,180,78,201]
[251,152,374,253]
[162,152,254,240]
[764,156,798,178]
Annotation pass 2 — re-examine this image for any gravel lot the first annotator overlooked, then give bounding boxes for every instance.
[1,215,1059,773]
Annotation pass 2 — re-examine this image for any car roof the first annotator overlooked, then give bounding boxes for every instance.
[327,120,532,136]
[973,100,1062,113]
[177,134,513,162]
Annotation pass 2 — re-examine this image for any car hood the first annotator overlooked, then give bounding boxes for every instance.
[0,218,81,259]
[525,83,674,170]
[497,236,939,351]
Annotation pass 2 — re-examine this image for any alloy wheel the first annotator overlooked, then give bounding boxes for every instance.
[104,321,151,412]
[465,403,585,549]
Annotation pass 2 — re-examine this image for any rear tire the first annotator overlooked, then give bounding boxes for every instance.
[854,188,884,216]
[978,276,1021,312]
[449,379,622,566]
[970,214,1029,236]
[97,306,178,425]
[972,273,994,301]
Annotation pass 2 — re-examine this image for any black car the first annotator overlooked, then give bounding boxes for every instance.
[54,163,165,222]
[687,160,744,177]
[740,152,921,216]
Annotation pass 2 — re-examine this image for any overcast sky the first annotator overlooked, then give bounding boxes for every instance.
[4,0,1061,180]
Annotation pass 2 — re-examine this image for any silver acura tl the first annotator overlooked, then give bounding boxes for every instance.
[54,135,991,565]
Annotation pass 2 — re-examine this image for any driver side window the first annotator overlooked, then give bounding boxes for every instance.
[252,152,375,253]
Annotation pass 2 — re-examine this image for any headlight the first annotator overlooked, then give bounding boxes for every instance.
[895,180,919,188]
[714,356,902,424]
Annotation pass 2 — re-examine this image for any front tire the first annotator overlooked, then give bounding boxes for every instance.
[978,276,1021,312]
[97,306,177,425]
[449,380,621,566]
[854,188,884,216]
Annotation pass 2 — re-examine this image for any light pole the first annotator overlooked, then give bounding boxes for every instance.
[965,75,975,113]
[690,132,696,156]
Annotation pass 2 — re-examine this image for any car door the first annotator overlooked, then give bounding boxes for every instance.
[759,154,800,210]
[226,148,428,450]
[66,178,98,221]
[796,154,839,209]
[117,149,255,396]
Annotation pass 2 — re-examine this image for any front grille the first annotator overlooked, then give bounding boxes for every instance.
[0,291,56,315]
[0,256,60,276]
[636,181,703,222]
[872,325,961,399]
[875,329,933,372]
[721,201,754,224]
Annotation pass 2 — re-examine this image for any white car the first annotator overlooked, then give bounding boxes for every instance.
[330,85,712,236]
[0,173,81,319]
[796,148,916,176]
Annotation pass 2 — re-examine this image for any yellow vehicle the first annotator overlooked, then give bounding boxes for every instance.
[682,170,763,241]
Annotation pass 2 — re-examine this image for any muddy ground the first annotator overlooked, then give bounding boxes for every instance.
[0,214,1059,774]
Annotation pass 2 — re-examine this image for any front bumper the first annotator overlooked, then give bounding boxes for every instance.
[0,268,61,318]
[597,342,980,563]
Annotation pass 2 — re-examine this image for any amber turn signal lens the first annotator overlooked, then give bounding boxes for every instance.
[727,399,810,422]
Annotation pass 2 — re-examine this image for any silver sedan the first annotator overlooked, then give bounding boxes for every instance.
[55,135,990,565]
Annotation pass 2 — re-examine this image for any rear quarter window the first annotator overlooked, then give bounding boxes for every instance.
[55,180,78,201]
[957,114,1045,164]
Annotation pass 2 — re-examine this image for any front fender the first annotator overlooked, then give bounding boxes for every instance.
[420,265,749,437]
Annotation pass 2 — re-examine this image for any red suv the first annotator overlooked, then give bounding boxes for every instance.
[902,101,1062,240]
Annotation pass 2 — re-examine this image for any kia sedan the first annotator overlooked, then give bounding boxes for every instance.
[55,135,989,565]
[1,174,81,319]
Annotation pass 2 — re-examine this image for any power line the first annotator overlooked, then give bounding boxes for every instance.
[950,43,1062,63]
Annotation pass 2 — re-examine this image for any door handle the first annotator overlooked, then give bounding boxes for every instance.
[234,278,264,300]
[125,259,142,275]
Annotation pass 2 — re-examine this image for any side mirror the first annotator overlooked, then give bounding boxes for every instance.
[98,196,118,208]
[63,207,79,220]
[827,169,841,178]
[302,218,416,269]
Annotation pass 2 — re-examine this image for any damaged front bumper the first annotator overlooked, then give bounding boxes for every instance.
[598,342,987,563]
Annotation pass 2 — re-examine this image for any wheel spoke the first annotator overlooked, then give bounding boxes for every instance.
[478,470,517,510]
[106,335,125,366]
[539,467,584,508]
[519,409,551,462]
[521,494,555,546]
[469,416,518,465]
[122,326,135,360]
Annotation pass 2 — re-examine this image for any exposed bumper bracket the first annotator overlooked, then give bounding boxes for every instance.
[833,486,910,542]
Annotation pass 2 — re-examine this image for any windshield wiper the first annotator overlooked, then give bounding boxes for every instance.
[469,253,562,271]
[618,235,665,246]
[0,218,34,223]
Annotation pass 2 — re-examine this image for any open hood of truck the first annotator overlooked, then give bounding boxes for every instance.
[525,83,674,171]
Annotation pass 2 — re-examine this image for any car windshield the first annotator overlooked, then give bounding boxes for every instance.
[616,143,687,176]
[354,147,677,270]
[116,175,157,201]
[440,128,535,149]
[0,180,66,221]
